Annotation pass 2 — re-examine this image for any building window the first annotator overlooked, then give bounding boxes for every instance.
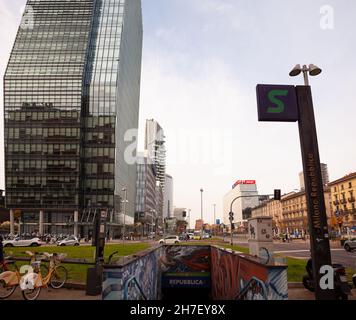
[349,182,352,188]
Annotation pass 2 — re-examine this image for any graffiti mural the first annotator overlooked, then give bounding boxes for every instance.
[160,246,211,289]
[211,247,287,300]
[103,247,162,300]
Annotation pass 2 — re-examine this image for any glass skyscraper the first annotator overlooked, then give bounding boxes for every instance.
[4,0,143,236]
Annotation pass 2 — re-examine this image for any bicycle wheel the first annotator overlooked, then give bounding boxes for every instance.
[22,287,41,301]
[50,266,68,289]
[0,280,17,300]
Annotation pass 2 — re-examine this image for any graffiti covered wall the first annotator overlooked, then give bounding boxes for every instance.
[160,246,211,289]
[102,247,162,300]
[211,247,287,300]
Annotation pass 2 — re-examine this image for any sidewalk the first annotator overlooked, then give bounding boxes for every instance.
[7,287,356,300]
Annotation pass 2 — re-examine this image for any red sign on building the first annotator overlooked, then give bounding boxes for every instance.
[232,180,256,189]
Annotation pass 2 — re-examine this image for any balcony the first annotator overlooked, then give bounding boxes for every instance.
[340,198,347,205]
[348,197,355,203]
[333,200,340,206]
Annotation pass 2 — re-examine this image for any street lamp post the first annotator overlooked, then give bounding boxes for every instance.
[213,204,216,236]
[188,209,191,231]
[200,188,204,236]
[121,188,127,248]
[289,63,334,300]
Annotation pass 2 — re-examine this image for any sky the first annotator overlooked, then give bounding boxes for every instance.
[0,0,356,226]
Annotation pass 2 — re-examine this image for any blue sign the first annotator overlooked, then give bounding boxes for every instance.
[256,84,299,122]
[216,219,221,225]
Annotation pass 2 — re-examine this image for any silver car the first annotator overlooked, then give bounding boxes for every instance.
[344,238,356,252]
[57,236,80,246]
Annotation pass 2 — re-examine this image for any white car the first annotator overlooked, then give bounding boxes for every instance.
[159,236,180,245]
[3,236,41,247]
[57,236,80,246]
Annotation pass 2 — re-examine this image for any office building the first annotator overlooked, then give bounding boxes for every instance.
[145,119,166,192]
[4,0,143,237]
[135,153,157,236]
[163,174,173,219]
[223,180,259,228]
[300,163,329,191]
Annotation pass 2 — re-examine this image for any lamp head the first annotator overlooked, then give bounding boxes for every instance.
[289,64,302,77]
[309,64,322,76]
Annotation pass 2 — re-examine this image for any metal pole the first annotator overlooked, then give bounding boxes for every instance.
[188,209,191,231]
[302,65,310,86]
[213,204,216,236]
[296,85,334,300]
[122,188,127,248]
[200,189,204,236]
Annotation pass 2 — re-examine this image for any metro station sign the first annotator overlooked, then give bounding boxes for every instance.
[256,84,299,122]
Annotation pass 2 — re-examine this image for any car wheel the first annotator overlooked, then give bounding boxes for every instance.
[60,244,66,246]
[74,243,79,246]
[4,244,14,247]
[30,243,39,247]
[345,244,351,252]
[174,241,179,244]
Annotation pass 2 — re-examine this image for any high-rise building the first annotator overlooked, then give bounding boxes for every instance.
[4,0,143,237]
[223,180,259,228]
[299,163,329,191]
[135,153,157,236]
[163,174,173,219]
[145,119,166,191]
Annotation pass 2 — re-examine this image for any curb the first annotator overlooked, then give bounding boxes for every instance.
[288,282,304,289]
[63,282,86,290]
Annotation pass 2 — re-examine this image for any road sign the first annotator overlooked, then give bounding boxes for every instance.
[256,84,299,122]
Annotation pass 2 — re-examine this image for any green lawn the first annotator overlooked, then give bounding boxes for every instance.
[4,243,151,284]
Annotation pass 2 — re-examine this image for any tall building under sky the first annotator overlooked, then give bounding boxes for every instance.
[4,0,143,236]
[299,163,330,191]
[145,119,166,192]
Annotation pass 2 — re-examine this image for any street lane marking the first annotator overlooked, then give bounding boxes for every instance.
[274,249,347,254]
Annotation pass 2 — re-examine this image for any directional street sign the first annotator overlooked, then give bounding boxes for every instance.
[256,84,299,122]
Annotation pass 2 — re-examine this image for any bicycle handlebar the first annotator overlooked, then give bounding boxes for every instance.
[108,251,119,264]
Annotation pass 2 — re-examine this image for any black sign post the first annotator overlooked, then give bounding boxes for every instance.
[257,79,335,300]
[296,86,334,300]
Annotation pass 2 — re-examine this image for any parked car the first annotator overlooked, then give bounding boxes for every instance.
[158,236,180,245]
[344,238,356,252]
[3,236,42,247]
[57,236,80,246]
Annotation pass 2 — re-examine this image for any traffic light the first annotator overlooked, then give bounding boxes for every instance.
[182,211,187,218]
[274,189,281,201]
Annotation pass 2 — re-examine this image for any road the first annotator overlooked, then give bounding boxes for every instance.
[231,238,356,269]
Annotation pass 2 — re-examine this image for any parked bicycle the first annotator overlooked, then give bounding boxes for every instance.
[21,252,68,300]
[0,251,46,299]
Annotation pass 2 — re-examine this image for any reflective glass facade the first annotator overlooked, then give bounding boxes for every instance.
[4,0,143,234]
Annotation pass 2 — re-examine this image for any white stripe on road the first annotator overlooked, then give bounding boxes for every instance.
[275,249,347,254]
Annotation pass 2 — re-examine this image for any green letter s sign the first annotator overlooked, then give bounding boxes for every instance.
[267,90,289,114]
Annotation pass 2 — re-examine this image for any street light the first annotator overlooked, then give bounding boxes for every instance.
[121,187,128,247]
[289,63,334,300]
[213,204,216,236]
[200,188,204,236]
[289,64,322,86]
